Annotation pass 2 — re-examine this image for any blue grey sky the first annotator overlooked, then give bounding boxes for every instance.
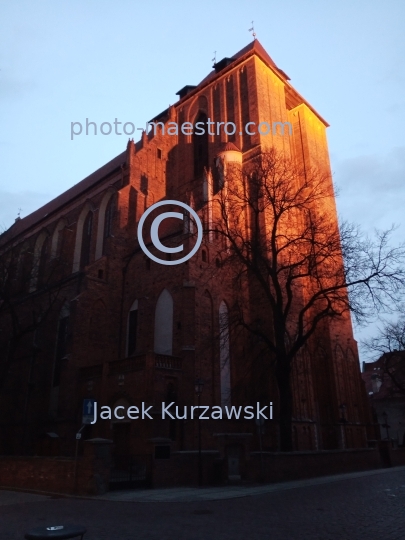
[1,0,404,354]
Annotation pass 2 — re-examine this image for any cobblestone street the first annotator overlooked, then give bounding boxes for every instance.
[1,467,405,540]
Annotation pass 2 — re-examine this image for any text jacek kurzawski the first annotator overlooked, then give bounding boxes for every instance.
[89,402,273,424]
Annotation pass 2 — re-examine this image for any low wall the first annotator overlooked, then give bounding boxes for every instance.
[0,456,77,494]
[247,448,384,484]
[151,447,401,488]
[1,444,404,493]
[388,447,405,467]
[0,439,112,495]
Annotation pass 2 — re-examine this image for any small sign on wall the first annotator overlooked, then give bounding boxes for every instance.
[82,398,95,425]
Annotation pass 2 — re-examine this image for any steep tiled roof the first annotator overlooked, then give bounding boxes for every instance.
[0,151,126,247]
[197,39,289,88]
[182,38,327,127]
[218,142,241,152]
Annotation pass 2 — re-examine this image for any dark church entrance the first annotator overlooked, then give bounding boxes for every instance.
[109,423,151,490]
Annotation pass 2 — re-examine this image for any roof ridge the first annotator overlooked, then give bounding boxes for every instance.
[0,151,126,246]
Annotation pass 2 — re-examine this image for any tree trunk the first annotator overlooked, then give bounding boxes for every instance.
[0,339,13,392]
[275,361,293,451]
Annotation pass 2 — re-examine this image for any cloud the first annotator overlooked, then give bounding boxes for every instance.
[0,80,33,99]
[333,148,405,351]
[333,147,405,243]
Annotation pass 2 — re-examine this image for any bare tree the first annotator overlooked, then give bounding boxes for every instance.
[209,148,405,451]
[0,239,68,393]
[363,317,405,395]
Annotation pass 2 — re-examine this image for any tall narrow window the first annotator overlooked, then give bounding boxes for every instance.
[51,219,67,259]
[80,211,93,269]
[226,75,235,142]
[104,197,114,239]
[154,289,173,355]
[239,68,251,151]
[30,232,50,292]
[213,84,221,128]
[102,197,114,255]
[193,112,209,177]
[38,235,50,287]
[19,246,31,293]
[127,299,139,356]
[219,300,231,407]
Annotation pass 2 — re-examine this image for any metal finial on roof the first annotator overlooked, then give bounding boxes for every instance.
[212,50,217,64]
[249,21,256,40]
[17,208,21,218]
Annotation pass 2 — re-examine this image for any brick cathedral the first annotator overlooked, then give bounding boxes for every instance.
[0,41,373,478]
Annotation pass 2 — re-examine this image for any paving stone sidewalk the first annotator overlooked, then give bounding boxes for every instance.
[1,466,405,540]
[97,466,405,502]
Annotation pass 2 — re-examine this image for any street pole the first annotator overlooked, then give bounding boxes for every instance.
[198,391,202,487]
[194,377,204,487]
[256,417,264,482]
[73,425,86,493]
[259,421,264,482]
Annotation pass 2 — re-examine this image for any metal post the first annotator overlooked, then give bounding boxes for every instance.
[198,392,202,487]
[258,421,264,482]
[195,377,204,487]
[73,425,86,493]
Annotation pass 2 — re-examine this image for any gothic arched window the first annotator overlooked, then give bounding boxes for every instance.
[51,219,67,259]
[19,243,32,293]
[80,211,93,269]
[103,196,114,254]
[193,112,209,178]
[37,235,50,287]
[29,232,49,292]
[154,289,173,355]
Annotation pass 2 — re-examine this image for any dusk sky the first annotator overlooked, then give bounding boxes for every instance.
[1,0,404,355]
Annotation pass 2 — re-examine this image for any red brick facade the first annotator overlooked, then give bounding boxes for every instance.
[0,40,372,469]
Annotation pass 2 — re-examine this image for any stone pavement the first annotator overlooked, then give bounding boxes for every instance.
[0,490,50,506]
[97,466,405,502]
[1,466,405,540]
